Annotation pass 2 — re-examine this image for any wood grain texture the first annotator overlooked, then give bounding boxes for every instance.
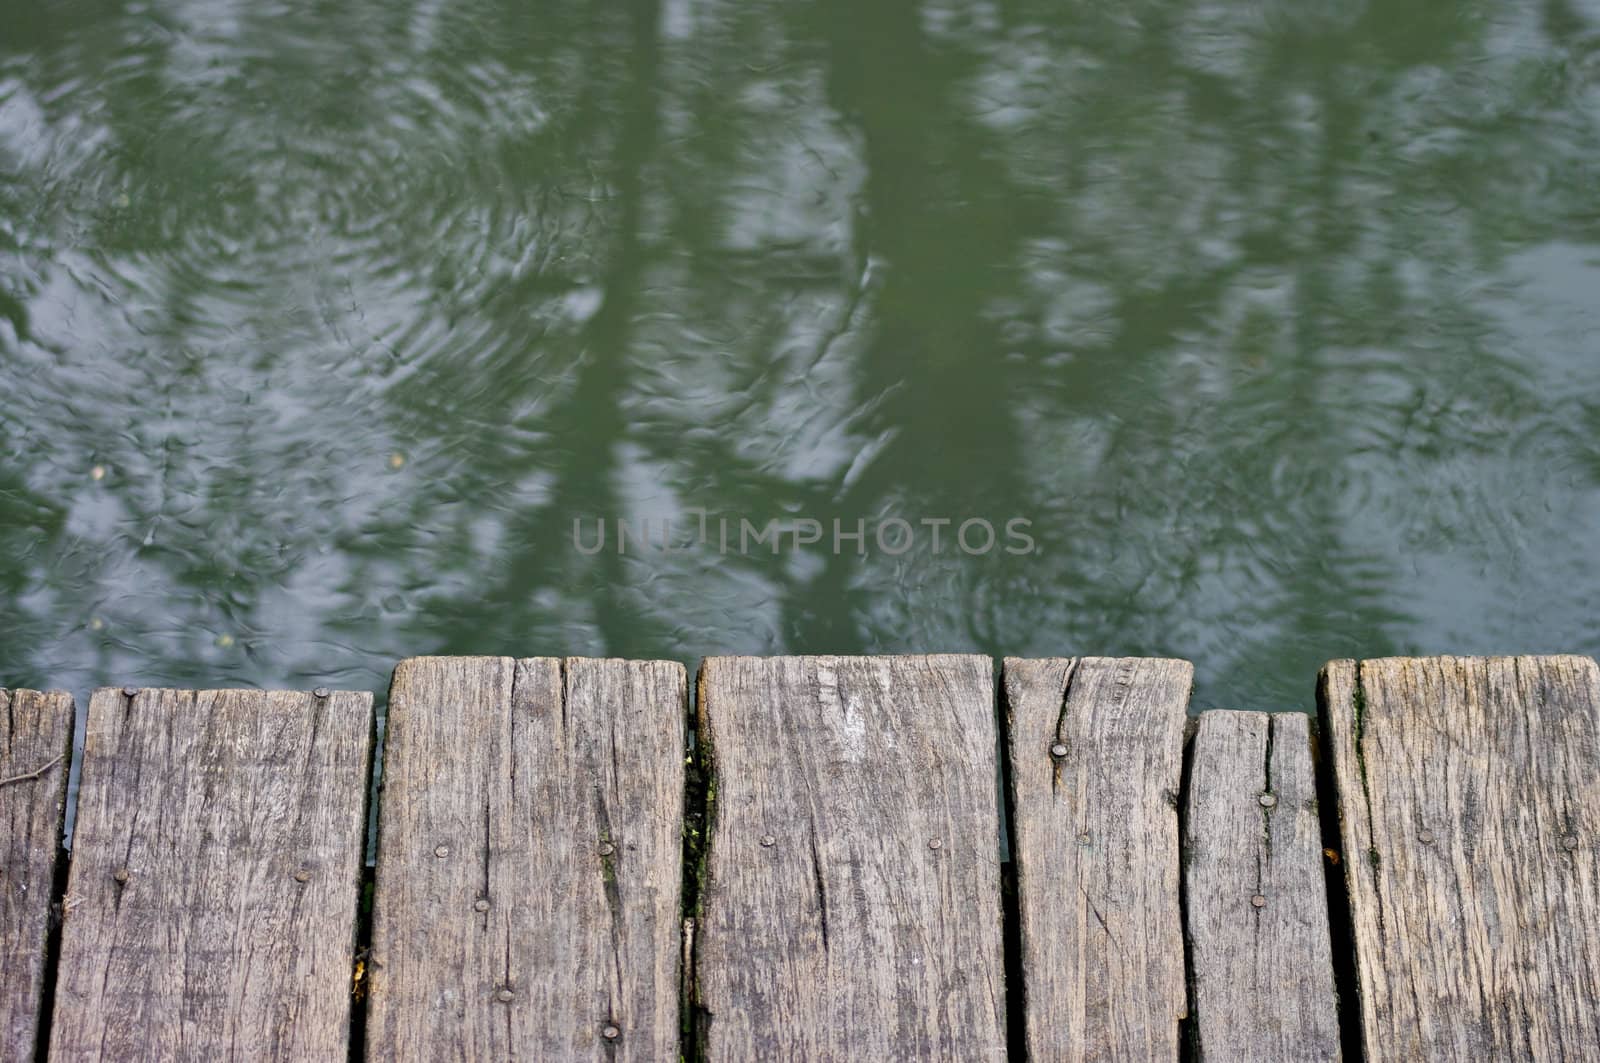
[694,655,1005,1061]
[1004,656,1190,1062]
[367,656,686,1061]
[48,687,373,1061]
[1,689,73,1062]
[1322,655,1600,1060]
[1184,710,1339,1062]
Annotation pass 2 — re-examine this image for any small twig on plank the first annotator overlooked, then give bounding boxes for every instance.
[0,753,64,788]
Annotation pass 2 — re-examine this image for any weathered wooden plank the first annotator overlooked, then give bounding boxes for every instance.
[694,654,1005,1060]
[1184,710,1339,1061]
[1004,656,1189,1062]
[1,689,73,1062]
[367,656,686,1060]
[1322,655,1600,1060]
[49,687,373,1060]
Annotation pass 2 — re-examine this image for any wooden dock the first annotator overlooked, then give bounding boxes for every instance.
[3,654,1598,1060]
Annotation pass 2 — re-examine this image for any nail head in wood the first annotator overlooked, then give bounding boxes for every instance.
[313,687,330,699]
[474,898,490,912]
[434,844,450,859]
[1049,742,1068,758]
[597,842,615,857]
[1250,894,1267,908]
[1258,793,1277,808]
[293,869,311,883]
[759,834,776,848]
[1563,835,1580,851]
[122,686,139,698]
[496,988,514,1003]
[113,867,130,883]
[1419,829,1436,845]
[928,837,943,850]
[601,1024,621,1041]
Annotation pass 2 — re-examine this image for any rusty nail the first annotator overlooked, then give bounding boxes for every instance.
[601,1024,621,1041]
[759,835,776,848]
[313,687,330,699]
[474,898,490,912]
[496,988,515,1003]
[122,686,139,698]
[293,869,311,883]
[113,867,130,883]
[1049,742,1068,758]
[1563,835,1580,851]
[928,838,943,851]
[1258,793,1277,808]
[1251,894,1266,908]
[434,844,450,858]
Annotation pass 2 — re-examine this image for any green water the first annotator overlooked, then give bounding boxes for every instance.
[3,0,1598,711]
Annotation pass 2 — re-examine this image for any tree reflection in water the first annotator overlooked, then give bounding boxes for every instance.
[1,0,1597,707]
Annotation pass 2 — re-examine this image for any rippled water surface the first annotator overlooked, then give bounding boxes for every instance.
[4,0,1599,710]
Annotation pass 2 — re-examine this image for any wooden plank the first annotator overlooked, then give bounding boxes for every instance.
[1004,656,1189,1062]
[49,687,373,1060]
[1322,655,1600,1059]
[693,655,1005,1060]
[367,657,686,1060]
[1184,710,1339,1061]
[1,689,73,1062]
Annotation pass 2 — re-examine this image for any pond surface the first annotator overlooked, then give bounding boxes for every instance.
[3,0,1599,711]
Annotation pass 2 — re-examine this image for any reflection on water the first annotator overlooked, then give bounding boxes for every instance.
[3,0,1598,709]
